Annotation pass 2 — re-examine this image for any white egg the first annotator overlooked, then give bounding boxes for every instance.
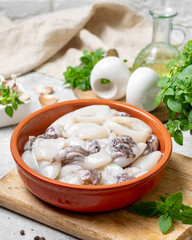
[126,67,160,111]
[90,56,130,100]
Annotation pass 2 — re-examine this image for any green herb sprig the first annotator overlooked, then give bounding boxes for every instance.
[63,48,105,91]
[0,84,24,118]
[154,40,192,145]
[129,191,192,234]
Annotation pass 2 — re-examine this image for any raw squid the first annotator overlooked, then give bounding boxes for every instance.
[72,105,110,125]
[106,120,149,143]
[39,161,61,179]
[100,163,124,185]
[131,151,161,171]
[84,149,112,169]
[64,123,108,140]
[22,105,161,185]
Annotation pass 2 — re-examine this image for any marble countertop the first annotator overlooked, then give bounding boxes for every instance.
[0,72,191,240]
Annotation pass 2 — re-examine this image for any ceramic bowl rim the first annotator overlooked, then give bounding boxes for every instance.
[10,99,172,191]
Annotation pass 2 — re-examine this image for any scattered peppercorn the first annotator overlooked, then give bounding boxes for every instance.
[34,236,40,240]
[40,237,46,240]
[20,230,25,236]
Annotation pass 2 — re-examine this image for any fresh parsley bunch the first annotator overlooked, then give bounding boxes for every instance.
[63,48,105,91]
[129,191,192,234]
[0,84,24,117]
[155,40,192,145]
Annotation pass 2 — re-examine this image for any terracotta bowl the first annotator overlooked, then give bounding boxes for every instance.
[10,99,172,212]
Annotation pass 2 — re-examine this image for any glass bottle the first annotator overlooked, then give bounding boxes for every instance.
[132,6,189,77]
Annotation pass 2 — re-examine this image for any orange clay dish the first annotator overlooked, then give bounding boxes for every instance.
[10,99,172,212]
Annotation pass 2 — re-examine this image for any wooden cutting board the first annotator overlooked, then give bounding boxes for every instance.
[0,152,192,240]
[74,89,170,123]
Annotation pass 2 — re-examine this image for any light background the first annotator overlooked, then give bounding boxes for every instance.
[0,0,191,37]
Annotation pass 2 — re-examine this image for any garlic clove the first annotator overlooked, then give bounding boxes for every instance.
[39,93,58,106]
[19,92,31,102]
[34,85,53,94]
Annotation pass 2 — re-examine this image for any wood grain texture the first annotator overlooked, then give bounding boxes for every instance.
[74,89,170,123]
[0,153,192,240]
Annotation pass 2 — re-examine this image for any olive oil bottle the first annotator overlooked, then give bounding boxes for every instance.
[132,6,189,77]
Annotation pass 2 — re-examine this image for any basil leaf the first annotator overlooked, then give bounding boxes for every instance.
[160,196,167,203]
[165,88,174,96]
[129,201,158,217]
[165,191,182,210]
[189,110,192,122]
[167,97,182,113]
[168,209,182,221]
[181,204,192,211]
[181,210,192,224]
[5,106,14,118]
[154,89,164,107]
[156,201,167,213]
[12,102,18,111]
[157,76,169,88]
[181,64,192,77]
[174,130,183,145]
[158,214,172,234]
[180,120,189,131]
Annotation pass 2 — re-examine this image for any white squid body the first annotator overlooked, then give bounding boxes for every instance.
[33,138,66,161]
[64,123,108,140]
[38,161,61,179]
[106,117,152,143]
[100,163,124,185]
[65,137,85,148]
[52,112,74,131]
[72,105,110,125]
[57,165,82,184]
[83,149,112,169]
[113,142,147,168]
[131,151,162,171]
[22,150,39,172]
[125,166,148,178]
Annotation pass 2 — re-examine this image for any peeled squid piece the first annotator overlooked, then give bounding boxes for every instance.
[113,142,147,168]
[22,150,39,172]
[44,123,64,139]
[66,137,85,148]
[135,171,148,178]
[65,123,108,140]
[125,166,148,178]
[39,161,61,179]
[100,163,124,185]
[57,165,83,185]
[52,112,74,130]
[33,138,66,161]
[125,166,144,176]
[84,149,112,169]
[111,117,152,133]
[72,105,110,125]
[106,120,149,143]
[110,109,130,117]
[131,151,161,171]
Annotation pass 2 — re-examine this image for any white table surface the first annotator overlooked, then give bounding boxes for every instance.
[0,72,191,240]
